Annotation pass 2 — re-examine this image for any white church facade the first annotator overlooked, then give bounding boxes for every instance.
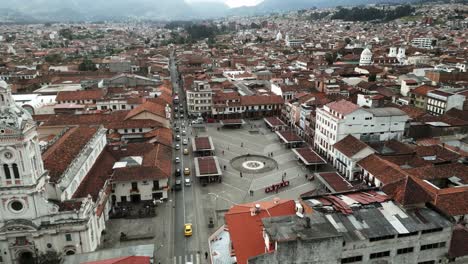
[0,80,107,264]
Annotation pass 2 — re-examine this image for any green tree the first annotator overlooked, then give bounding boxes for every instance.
[59,28,73,40]
[79,59,97,71]
[45,54,63,64]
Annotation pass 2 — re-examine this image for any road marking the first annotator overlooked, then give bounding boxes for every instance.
[221,182,245,193]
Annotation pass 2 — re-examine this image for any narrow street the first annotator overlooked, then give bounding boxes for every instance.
[169,52,205,264]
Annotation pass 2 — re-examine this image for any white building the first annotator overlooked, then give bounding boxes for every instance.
[426,88,466,116]
[314,100,409,160]
[186,80,213,117]
[333,135,375,180]
[0,81,106,264]
[359,48,372,66]
[411,37,436,49]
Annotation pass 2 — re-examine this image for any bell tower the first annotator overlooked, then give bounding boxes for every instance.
[0,80,49,221]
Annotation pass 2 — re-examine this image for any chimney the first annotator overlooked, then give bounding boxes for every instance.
[255,203,261,214]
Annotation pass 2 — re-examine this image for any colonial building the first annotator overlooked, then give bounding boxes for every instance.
[186,80,213,118]
[314,100,409,160]
[0,81,105,264]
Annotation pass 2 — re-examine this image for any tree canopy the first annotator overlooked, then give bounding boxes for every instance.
[332,5,415,22]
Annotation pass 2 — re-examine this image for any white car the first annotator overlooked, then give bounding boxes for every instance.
[183,139,188,145]
[175,157,180,163]
[184,178,191,186]
[175,144,180,150]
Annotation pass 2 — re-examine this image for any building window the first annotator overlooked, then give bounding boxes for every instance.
[421,227,443,234]
[397,231,418,238]
[131,182,138,190]
[421,242,446,251]
[369,235,394,242]
[3,164,11,179]
[369,251,390,259]
[397,247,414,255]
[65,234,72,241]
[12,164,19,179]
[341,255,363,263]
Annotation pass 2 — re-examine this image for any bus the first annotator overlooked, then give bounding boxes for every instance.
[173,95,179,104]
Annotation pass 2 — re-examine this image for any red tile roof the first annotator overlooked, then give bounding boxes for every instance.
[411,85,437,96]
[276,131,303,143]
[56,89,105,102]
[293,147,326,164]
[197,156,218,175]
[317,172,354,192]
[43,126,99,183]
[125,101,167,120]
[357,154,407,185]
[144,127,172,147]
[326,99,359,115]
[194,137,212,151]
[225,200,296,264]
[73,149,116,201]
[264,117,285,127]
[333,135,370,157]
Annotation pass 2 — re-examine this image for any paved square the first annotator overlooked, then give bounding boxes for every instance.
[195,120,335,226]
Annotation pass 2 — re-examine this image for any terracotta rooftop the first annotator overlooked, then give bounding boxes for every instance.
[326,99,359,116]
[43,126,99,183]
[411,85,437,96]
[225,200,296,264]
[316,172,354,193]
[125,101,167,120]
[73,149,116,201]
[240,95,283,106]
[56,89,105,102]
[357,154,407,185]
[334,135,370,157]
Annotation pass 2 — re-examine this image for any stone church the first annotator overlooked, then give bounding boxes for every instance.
[0,80,107,264]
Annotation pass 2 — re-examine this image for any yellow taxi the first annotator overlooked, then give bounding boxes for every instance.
[184,223,193,236]
[184,167,190,176]
[183,148,189,155]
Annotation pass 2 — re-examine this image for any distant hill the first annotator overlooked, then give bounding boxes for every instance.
[230,0,421,15]
[0,0,424,22]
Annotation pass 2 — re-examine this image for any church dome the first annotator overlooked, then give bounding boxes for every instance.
[361,48,372,56]
[0,80,8,90]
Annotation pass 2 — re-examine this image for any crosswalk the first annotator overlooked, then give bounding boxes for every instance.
[173,253,202,264]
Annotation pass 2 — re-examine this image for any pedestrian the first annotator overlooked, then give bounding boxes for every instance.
[205,251,208,259]
[222,150,225,155]
[250,190,254,196]
[241,142,243,147]
[240,172,243,178]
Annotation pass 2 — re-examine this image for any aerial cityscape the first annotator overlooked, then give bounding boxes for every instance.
[0,0,467,264]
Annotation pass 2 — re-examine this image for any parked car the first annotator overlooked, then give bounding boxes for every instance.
[175,157,180,163]
[182,130,186,136]
[183,148,189,155]
[182,139,188,145]
[175,168,181,177]
[175,127,180,133]
[175,144,180,150]
[176,135,181,141]
[184,167,190,176]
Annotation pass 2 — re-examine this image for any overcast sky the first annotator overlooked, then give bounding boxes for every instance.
[186,0,263,8]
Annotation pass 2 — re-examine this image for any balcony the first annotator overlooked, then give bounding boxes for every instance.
[129,188,139,193]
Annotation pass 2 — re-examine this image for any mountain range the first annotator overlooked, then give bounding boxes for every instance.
[0,0,421,23]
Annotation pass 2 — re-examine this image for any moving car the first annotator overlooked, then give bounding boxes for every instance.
[175,144,180,150]
[175,168,181,177]
[183,148,189,155]
[184,178,191,186]
[184,223,192,236]
[174,179,182,191]
[175,157,180,163]
[182,138,188,145]
[184,167,190,176]
[182,130,186,136]
[175,127,180,133]
[175,135,181,141]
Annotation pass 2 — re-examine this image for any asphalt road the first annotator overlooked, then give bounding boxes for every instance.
[169,52,204,264]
